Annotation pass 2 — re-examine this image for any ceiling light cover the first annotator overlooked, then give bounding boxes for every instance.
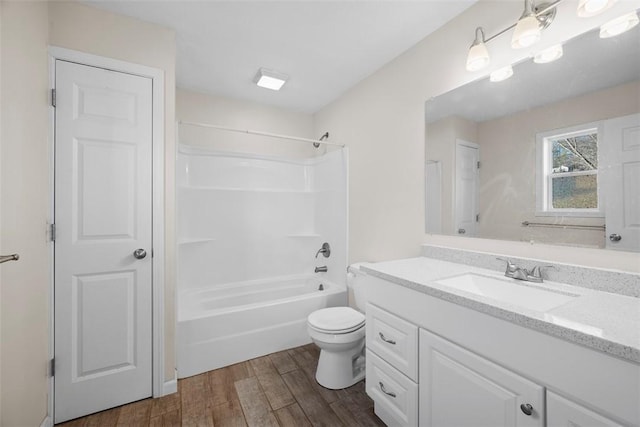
[512,0,541,49]
[490,65,514,82]
[534,44,564,63]
[466,27,490,72]
[599,11,639,38]
[254,68,288,91]
[577,0,617,17]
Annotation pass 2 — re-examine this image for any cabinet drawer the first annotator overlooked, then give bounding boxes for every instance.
[366,350,418,427]
[366,303,418,381]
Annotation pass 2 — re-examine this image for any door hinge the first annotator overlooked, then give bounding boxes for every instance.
[477,161,481,169]
[476,214,480,222]
[51,88,56,108]
[50,358,55,377]
[50,223,56,242]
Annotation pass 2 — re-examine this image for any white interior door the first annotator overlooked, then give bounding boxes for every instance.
[54,60,153,423]
[455,140,479,237]
[602,113,640,252]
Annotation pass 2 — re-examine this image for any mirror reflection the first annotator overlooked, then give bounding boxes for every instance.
[425,24,640,251]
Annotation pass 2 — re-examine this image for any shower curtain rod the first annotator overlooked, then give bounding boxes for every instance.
[178,121,345,148]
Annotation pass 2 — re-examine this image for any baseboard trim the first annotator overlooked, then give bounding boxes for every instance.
[162,369,178,395]
[40,415,53,427]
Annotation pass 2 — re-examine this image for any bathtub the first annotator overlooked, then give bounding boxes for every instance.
[177,275,347,378]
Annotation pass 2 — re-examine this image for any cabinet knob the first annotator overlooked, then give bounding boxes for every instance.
[609,233,622,242]
[520,403,533,416]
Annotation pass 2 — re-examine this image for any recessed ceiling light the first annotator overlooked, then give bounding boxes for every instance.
[534,44,563,63]
[254,68,288,91]
[490,65,514,82]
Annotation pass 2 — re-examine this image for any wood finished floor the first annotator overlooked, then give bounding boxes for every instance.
[57,343,384,427]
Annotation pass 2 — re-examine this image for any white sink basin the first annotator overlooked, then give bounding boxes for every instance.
[435,273,578,312]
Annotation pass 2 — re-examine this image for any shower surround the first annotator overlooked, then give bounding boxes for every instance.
[176,143,348,378]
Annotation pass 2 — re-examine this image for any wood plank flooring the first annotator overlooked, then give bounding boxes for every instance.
[57,344,384,427]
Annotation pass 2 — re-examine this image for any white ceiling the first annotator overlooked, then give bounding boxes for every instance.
[84,0,477,113]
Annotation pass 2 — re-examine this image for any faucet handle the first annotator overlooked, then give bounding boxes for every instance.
[530,265,555,279]
[496,257,517,273]
[315,242,331,258]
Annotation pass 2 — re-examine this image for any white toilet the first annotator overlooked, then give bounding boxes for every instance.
[307,263,369,389]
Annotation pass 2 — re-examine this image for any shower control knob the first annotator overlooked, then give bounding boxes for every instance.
[133,248,147,259]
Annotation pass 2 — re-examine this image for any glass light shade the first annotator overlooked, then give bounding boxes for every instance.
[466,42,490,72]
[511,15,541,48]
[490,65,514,82]
[534,44,564,63]
[600,12,639,38]
[577,0,616,17]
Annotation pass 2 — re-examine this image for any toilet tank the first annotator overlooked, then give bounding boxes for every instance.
[347,262,371,311]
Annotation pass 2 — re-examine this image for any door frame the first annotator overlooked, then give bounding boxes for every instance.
[48,46,166,420]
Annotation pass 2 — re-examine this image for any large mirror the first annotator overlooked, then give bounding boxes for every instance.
[425,22,640,250]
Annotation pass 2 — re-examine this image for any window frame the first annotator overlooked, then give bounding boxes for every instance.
[535,121,604,218]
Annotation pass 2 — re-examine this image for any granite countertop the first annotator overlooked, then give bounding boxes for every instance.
[361,257,640,364]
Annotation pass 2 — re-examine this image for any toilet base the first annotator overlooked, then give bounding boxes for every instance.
[315,342,366,390]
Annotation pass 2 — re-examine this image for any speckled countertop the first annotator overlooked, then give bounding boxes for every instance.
[361,257,640,364]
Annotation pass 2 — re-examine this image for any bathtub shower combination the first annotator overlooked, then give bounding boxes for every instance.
[176,127,348,378]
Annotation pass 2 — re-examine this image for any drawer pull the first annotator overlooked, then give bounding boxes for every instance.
[520,403,533,416]
[379,381,396,398]
[379,332,396,345]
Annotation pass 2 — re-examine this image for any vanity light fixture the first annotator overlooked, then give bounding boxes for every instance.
[533,43,564,63]
[254,68,288,91]
[577,0,617,17]
[466,27,491,71]
[512,0,543,48]
[466,0,559,72]
[490,65,514,82]
[599,11,639,38]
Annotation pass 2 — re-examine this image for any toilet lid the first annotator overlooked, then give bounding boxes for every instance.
[308,307,365,334]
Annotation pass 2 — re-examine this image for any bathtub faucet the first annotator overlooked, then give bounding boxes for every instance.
[315,266,328,273]
[315,242,331,258]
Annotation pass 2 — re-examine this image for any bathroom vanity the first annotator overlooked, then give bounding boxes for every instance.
[362,256,640,427]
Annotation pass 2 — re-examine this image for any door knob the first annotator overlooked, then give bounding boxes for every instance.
[609,234,622,242]
[133,249,147,259]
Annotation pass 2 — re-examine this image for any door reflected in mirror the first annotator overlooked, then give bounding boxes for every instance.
[425,24,640,251]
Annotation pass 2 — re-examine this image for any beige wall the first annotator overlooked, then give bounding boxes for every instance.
[314,0,640,272]
[0,1,51,426]
[478,80,640,247]
[48,1,178,384]
[176,89,316,158]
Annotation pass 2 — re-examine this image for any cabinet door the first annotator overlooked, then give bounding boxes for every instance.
[547,391,623,427]
[419,329,544,427]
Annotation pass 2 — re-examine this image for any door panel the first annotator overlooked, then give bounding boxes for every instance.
[419,329,544,427]
[602,114,640,252]
[54,60,153,423]
[455,140,479,237]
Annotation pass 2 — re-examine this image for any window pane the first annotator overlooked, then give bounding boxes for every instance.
[551,174,598,209]
[551,132,598,173]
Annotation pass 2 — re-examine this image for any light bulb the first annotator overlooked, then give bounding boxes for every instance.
[577,0,617,17]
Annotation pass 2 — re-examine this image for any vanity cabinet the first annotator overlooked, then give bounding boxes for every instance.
[363,274,639,427]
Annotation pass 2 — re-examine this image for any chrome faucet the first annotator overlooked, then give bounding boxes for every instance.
[315,242,331,258]
[315,266,328,273]
[496,258,553,283]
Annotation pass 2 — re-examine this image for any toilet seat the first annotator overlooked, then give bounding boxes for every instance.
[307,307,365,334]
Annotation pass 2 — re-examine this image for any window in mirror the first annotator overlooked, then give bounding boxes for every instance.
[536,123,603,217]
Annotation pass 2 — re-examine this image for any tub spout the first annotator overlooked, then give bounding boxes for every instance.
[315,266,328,273]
